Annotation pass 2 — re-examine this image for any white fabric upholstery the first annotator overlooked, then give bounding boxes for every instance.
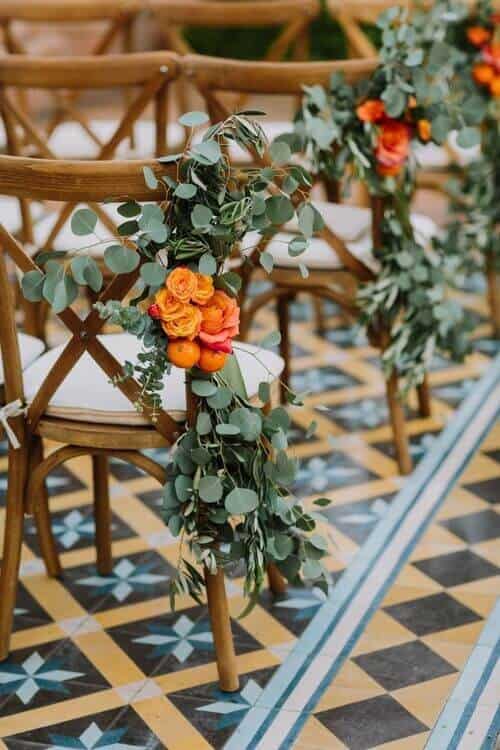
[47,120,185,159]
[23,333,284,425]
[415,131,480,169]
[243,201,437,274]
[0,333,45,386]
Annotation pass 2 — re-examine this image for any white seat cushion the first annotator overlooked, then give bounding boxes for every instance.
[243,201,437,274]
[47,120,185,160]
[415,130,480,169]
[0,333,45,386]
[23,333,284,425]
[0,197,44,235]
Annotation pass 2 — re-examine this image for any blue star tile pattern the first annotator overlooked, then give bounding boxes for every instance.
[293,452,377,498]
[196,678,263,730]
[433,379,476,406]
[291,367,360,395]
[259,586,327,637]
[1,466,85,507]
[12,584,52,633]
[0,641,109,716]
[63,551,174,613]
[322,495,395,545]
[322,398,404,431]
[47,722,143,750]
[324,325,368,348]
[373,430,440,465]
[107,606,261,676]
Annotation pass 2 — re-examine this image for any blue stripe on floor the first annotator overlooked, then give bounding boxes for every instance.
[425,599,500,750]
[225,355,500,750]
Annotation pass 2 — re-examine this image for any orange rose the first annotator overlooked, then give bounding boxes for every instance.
[192,273,215,305]
[375,119,411,178]
[356,99,385,123]
[417,119,432,142]
[199,290,240,352]
[473,62,495,85]
[155,288,185,321]
[467,26,492,46]
[166,267,197,303]
[162,304,202,340]
[490,75,500,96]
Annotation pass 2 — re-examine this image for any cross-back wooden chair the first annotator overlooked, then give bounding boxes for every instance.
[0,0,144,144]
[0,154,285,687]
[0,51,180,338]
[183,53,438,475]
[150,0,321,147]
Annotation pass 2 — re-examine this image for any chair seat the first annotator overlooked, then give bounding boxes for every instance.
[23,333,284,425]
[415,131,480,169]
[0,333,45,386]
[243,201,437,274]
[47,120,186,159]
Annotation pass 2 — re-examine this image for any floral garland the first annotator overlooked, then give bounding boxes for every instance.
[22,112,331,607]
[437,1,500,287]
[281,3,473,391]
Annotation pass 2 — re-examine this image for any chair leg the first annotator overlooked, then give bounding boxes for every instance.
[385,370,413,475]
[0,449,28,660]
[277,293,292,403]
[312,296,326,336]
[417,374,432,419]
[267,563,287,596]
[30,436,61,578]
[92,454,112,576]
[205,567,239,692]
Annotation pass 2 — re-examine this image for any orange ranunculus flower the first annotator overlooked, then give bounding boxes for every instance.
[155,288,185,321]
[162,304,202,340]
[473,62,495,85]
[490,75,500,96]
[375,119,411,177]
[192,273,215,306]
[199,290,240,352]
[166,266,197,303]
[482,43,500,73]
[417,119,432,142]
[467,26,492,47]
[356,99,385,123]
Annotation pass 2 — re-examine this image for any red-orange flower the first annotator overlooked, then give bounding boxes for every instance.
[490,75,500,96]
[166,267,197,303]
[356,99,385,123]
[467,26,492,46]
[417,119,432,142]
[473,62,495,85]
[482,43,500,73]
[199,290,240,352]
[375,119,411,178]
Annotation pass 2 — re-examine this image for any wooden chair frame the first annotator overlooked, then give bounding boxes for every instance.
[0,154,286,688]
[0,0,144,142]
[0,51,179,337]
[150,0,321,135]
[183,53,435,474]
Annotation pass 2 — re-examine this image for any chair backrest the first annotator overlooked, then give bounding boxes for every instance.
[150,0,320,60]
[0,154,181,442]
[0,0,142,56]
[183,54,379,280]
[0,51,179,248]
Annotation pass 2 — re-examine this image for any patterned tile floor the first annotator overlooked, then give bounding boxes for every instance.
[0,278,499,749]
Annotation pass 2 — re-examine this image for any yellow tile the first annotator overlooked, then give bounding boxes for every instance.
[421,636,475,670]
[373,732,430,749]
[352,611,415,656]
[393,674,458,726]
[436,486,489,519]
[449,585,499,616]
[474,540,500,566]
[74,630,145,686]
[295,715,347,749]
[22,576,86,621]
[10,623,65,652]
[410,525,466,560]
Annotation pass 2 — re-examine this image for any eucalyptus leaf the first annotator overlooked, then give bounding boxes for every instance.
[179,111,209,128]
[104,245,140,274]
[225,487,259,515]
[71,208,97,236]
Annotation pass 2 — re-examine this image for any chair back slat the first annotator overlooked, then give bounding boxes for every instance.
[0,156,181,440]
[150,0,319,30]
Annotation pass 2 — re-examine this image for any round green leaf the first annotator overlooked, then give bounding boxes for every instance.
[196,412,212,435]
[174,183,197,200]
[104,245,140,274]
[229,408,262,442]
[198,252,217,276]
[266,195,294,225]
[179,111,210,128]
[225,487,259,515]
[71,208,97,236]
[199,475,223,503]
[216,424,240,436]
[140,262,167,286]
[175,474,193,502]
[143,166,158,190]
[70,256,103,292]
[191,140,221,165]
[21,270,44,301]
[191,204,214,229]
[191,379,217,397]
[269,140,291,165]
[207,387,233,410]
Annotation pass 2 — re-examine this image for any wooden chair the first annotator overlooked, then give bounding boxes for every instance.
[149,0,321,148]
[0,154,285,687]
[0,51,180,338]
[183,53,438,474]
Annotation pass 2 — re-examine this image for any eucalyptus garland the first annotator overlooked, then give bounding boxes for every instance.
[22,112,332,608]
[279,3,473,391]
[437,1,500,279]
